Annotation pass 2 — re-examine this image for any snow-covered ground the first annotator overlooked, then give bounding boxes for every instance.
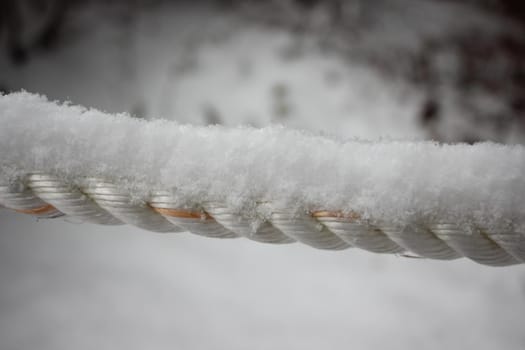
[1,2,525,349]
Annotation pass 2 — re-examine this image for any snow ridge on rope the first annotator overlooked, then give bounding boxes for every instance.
[1,92,525,266]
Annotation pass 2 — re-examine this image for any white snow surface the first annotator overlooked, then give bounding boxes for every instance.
[1,91,524,228]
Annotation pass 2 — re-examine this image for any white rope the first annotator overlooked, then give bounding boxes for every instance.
[27,173,122,225]
[203,202,294,243]
[0,183,63,219]
[270,209,350,250]
[149,191,238,237]
[81,178,177,233]
[1,92,525,266]
[1,174,524,266]
[314,214,404,254]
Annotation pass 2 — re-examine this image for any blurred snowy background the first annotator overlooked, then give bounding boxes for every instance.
[1,0,525,349]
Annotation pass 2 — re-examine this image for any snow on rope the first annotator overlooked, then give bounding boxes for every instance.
[1,92,525,266]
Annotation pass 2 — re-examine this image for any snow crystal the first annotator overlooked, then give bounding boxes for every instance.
[1,91,524,229]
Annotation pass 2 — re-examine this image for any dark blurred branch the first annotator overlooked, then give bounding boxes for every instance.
[0,0,27,65]
[34,0,68,50]
[0,0,69,65]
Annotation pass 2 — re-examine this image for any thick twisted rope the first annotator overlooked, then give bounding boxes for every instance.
[1,173,524,266]
[1,92,525,266]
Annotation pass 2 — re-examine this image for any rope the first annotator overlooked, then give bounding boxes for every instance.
[1,173,524,267]
[1,92,524,267]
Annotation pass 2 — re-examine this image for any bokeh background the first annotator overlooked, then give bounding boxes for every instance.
[1,1,525,349]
